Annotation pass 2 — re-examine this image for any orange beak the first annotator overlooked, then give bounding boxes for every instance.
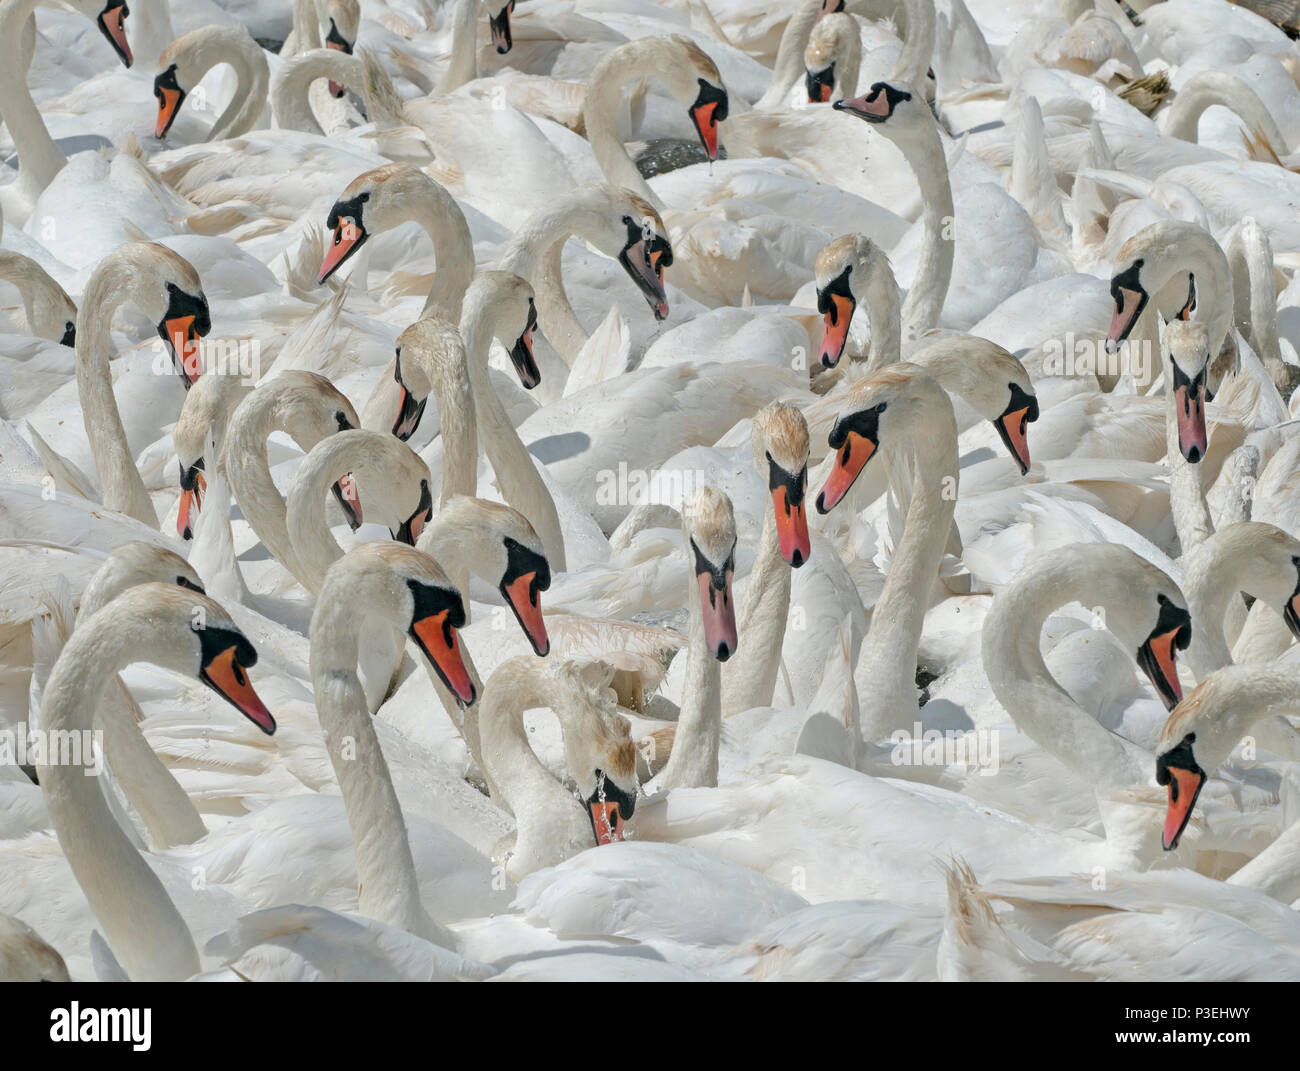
[1161,766,1206,851]
[155,86,183,138]
[503,571,549,656]
[772,484,810,568]
[817,430,875,513]
[318,220,364,284]
[996,406,1032,475]
[201,645,276,734]
[819,293,854,368]
[177,470,206,540]
[325,37,348,98]
[589,801,626,844]
[165,315,203,384]
[411,610,476,705]
[692,101,721,160]
[1139,628,1184,710]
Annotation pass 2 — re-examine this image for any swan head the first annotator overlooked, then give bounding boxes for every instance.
[814,233,890,368]
[654,37,729,162]
[111,583,276,734]
[110,243,210,389]
[833,81,924,132]
[390,318,467,440]
[468,271,542,390]
[73,0,132,68]
[817,364,946,513]
[419,497,553,657]
[1188,523,1300,643]
[908,335,1039,475]
[1154,664,1283,852]
[332,541,477,706]
[488,0,516,54]
[292,429,432,545]
[322,0,360,98]
[172,370,254,539]
[1106,222,1207,357]
[319,164,415,284]
[545,661,638,844]
[804,13,859,103]
[753,402,812,568]
[683,486,738,662]
[579,187,671,321]
[81,542,205,619]
[1162,318,1211,464]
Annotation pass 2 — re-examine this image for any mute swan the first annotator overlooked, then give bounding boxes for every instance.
[310,541,473,942]
[720,402,810,717]
[1104,219,1233,393]
[282,0,359,99]
[317,163,476,322]
[1156,663,1300,852]
[271,47,405,137]
[581,35,729,214]
[152,24,270,142]
[224,371,360,586]
[814,364,958,738]
[654,485,738,791]
[0,0,133,221]
[832,82,952,343]
[39,583,274,981]
[496,184,672,371]
[0,249,76,344]
[412,494,553,771]
[171,368,252,541]
[456,271,565,569]
[75,241,211,525]
[60,541,210,849]
[803,13,863,103]
[481,656,639,879]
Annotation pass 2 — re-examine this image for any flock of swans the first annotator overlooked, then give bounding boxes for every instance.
[4,0,1300,983]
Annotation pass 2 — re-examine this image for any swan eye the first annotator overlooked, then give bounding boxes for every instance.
[876,402,887,413]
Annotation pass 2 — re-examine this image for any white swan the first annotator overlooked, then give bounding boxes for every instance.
[75,241,211,525]
[0,0,133,221]
[0,249,76,344]
[654,485,738,791]
[39,583,275,980]
[151,24,270,143]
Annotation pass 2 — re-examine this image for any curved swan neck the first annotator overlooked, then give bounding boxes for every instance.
[0,250,74,340]
[169,26,269,141]
[76,261,161,526]
[759,0,824,109]
[861,257,903,369]
[1164,72,1288,151]
[380,176,475,322]
[583,41,667,210]
[720,508,789,717]
[310,570,453,942]
[479,661,588,852]
[659,564,722,790]
[460,282,567,570]
[983,562,1151,792]
[1226,221,1283,374]
[854,393,957,740]
[0,0,67,207]
[900,116,954,343]
[891,0,936,88]
[500,196,609,367]
[40,603,201,981]
[434,0,481,95]
[273,49,363,134]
